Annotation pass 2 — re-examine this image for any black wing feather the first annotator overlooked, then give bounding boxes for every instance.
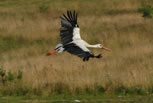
[69,11,73,21]
[73,11,76,22]
[63,14,71,22]
[60,10,79,45]
[67,11,72,21]
[75,12,78,23]
[64,43,94,61]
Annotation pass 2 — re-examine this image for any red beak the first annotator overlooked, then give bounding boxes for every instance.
[47,51,58,56]
[101,46,112,52]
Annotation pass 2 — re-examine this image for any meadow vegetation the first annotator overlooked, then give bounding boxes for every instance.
[0,0,153,96]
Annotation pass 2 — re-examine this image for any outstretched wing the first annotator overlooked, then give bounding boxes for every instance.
[60,10,81,45]
[64,43,94,61]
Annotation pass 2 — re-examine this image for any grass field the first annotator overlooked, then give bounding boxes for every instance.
[0,95,153,103]
[0,0,153,97]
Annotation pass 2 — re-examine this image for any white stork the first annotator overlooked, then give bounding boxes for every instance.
[47,10,111,61]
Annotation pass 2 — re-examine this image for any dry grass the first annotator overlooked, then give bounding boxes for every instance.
[0,0,153,96]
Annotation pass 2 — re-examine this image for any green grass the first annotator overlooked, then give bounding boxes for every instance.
[138,5,153,18]
[0,35,25,52]
[0,35,55,55]
[0,94,153,103]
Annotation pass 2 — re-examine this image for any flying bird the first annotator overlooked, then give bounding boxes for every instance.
[47,10,111,61]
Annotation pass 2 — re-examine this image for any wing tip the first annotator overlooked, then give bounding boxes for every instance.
[60,10,78,24]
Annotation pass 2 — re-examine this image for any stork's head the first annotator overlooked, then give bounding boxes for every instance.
[96,44,112,52]
[96,44,103,48]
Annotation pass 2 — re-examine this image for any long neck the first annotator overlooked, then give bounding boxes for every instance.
[86,44,99,48]
[83,41,99,48]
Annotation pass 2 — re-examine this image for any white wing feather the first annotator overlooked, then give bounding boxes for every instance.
[72,27,81,40]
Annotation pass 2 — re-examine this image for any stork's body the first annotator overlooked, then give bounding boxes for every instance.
[47,11,111,61]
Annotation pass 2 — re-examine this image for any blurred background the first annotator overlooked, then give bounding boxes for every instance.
[0,0,153,96]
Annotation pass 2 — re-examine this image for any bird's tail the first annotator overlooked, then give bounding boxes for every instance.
[83,54,102,61]
[94,54,102,58]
